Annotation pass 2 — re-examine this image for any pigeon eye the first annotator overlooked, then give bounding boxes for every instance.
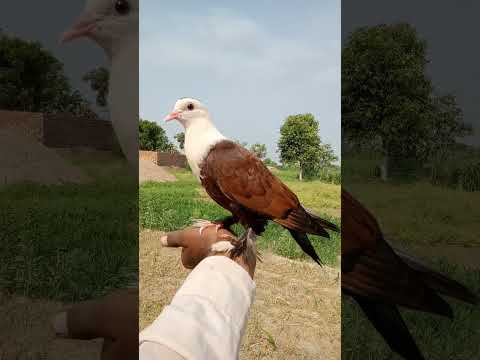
[115,0,130,15]
[187,103,194,111]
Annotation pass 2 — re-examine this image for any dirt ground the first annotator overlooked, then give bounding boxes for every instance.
[139,159,177,183]
[0,293,102,359]
[0,128,90,186]
[140,230,341,360]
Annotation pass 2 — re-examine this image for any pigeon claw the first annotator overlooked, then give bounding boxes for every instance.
[199,223,223,236]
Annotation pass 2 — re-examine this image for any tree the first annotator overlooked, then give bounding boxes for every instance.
[424,94,472,179]
[0,31,92,115]
[278,114,337,180]
[234,139,249,148]
[342,23,471,180]
[139,119,175,152]
[83,67,110,108]
[249,143,267,160]
[174,132,185,150]
[263,158,278,167]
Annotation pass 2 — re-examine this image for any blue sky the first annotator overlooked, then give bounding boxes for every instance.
[140,0,341,161]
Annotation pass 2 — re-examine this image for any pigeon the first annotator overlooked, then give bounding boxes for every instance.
[61,0,139,168]
[165,97,339,263]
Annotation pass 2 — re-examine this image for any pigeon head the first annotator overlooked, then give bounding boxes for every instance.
[165,98,211,129]
[61,0,138,56]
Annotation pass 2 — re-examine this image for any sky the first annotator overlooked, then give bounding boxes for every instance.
[342,0,480,147]
[140,0,341,161]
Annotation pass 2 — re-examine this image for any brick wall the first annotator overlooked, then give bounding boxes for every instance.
[139,150,187,168]
[139,150,158,163]
[0,110,43,140]
[158,152,187,167]
[42,113,119,150]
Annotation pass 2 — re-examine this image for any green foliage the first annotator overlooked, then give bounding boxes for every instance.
[278,114,337,180]
[174,132,185,150]
[263,158,278,168]
[0,31,92,115]
[342,24,471,165]
[280,164,341,184]
[458,161,480,192]
[139,119,175,152]
[432,158,480,192]
[317,166,341,185]
[83,67,110,108]
[250,143,267,160]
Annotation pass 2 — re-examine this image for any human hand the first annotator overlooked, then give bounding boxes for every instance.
[51,225,255,360]
[52,288,138,360]
[161,223,256,279]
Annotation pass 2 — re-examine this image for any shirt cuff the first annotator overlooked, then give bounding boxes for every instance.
[139,255,256,360]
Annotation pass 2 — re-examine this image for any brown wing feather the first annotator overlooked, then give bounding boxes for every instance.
[341,189,380,257]
[202,141,300,219]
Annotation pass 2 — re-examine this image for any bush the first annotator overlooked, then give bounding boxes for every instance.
[317,167,341,185]
[458,161,480,192]
[431,159,480,192]
[278,164,340,184]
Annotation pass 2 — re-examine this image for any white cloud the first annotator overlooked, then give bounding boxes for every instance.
[140,7,341,159]
[142,9,338,83]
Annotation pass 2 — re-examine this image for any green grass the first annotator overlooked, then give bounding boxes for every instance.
[343,152,480,247]
[0,151,138,302]
[342,262,480,360]
[140,169,341,266]
[345,180,480,247]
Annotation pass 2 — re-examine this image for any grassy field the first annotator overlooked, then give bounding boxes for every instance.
[0,150,138,302]
[139,168,341,266]
[347,181,480,247]
[343,152,480,247]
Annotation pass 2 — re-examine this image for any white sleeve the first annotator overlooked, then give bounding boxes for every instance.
[139,255,256,360]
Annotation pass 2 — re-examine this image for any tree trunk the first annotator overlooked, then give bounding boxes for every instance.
[380,154,389,181]
[299,167,303,181]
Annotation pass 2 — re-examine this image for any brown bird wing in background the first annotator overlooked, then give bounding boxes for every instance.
[342,189,478,360]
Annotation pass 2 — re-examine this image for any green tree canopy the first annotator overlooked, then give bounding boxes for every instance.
[278,113,337,180]
[249,143,267,160]
[0,31,91,115]
[342,23,471,178]
[139,119,175,152]
[174,132,185,150]
[83,67,110,108]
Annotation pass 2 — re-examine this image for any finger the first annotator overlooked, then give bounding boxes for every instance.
[52,290,137,340]
[52,299,105,339]
[181,247,205,269]
[160,230,190,248]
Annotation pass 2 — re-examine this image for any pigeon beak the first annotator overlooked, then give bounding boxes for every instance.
[60,12,98,44]
[164,111,182,122]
